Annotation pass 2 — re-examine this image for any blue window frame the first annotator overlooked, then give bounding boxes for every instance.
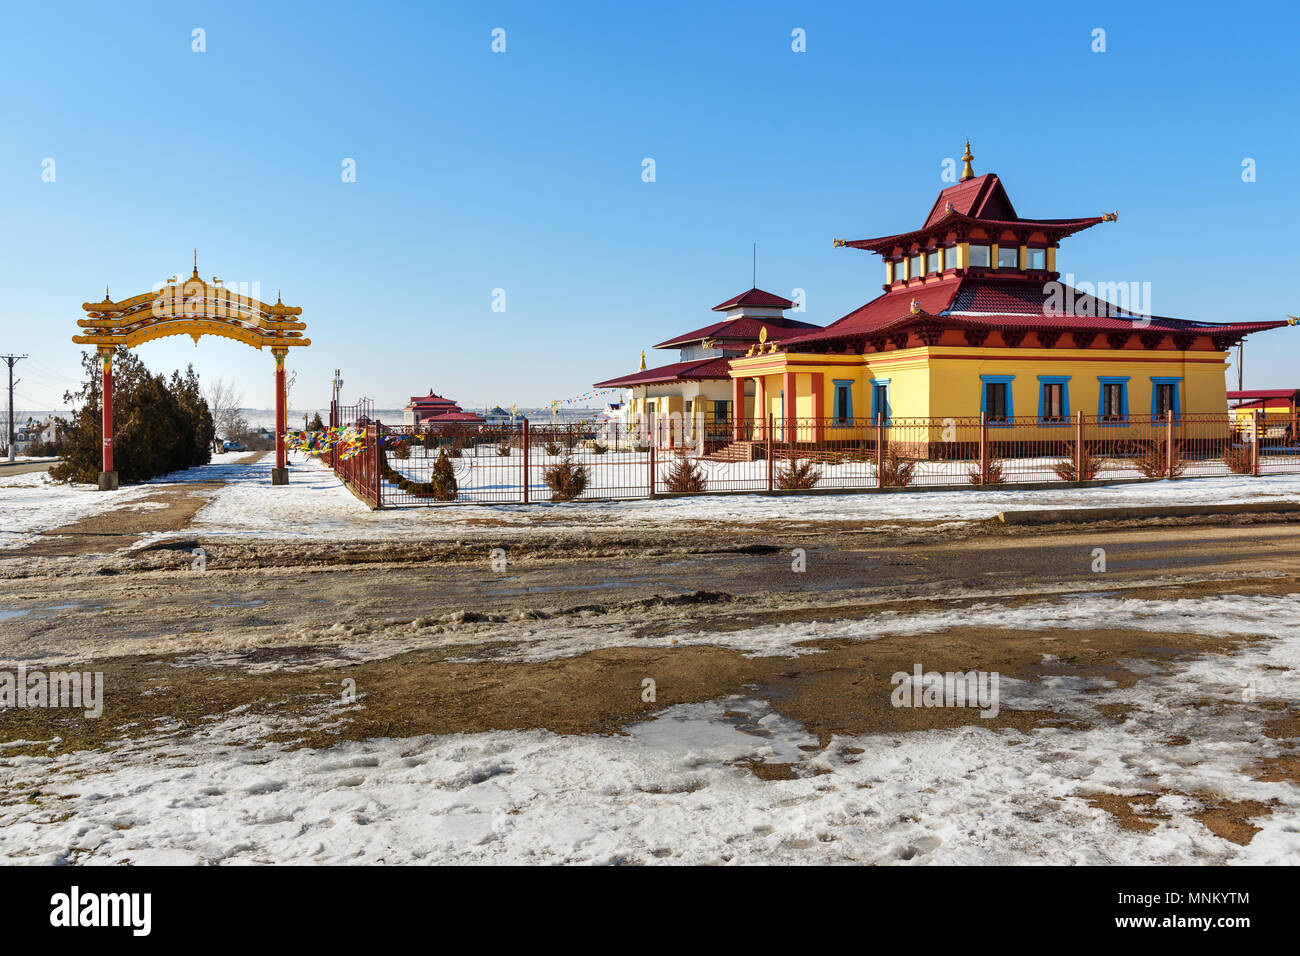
[832,380,854,425]
[870,378,891,426]
[1097,376,1130,426]
[1150,377,1182,423]
[980,374,1015,426]
[1037,375,1071,424]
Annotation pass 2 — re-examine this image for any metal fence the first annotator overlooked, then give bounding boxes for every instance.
[318,410,1297,507]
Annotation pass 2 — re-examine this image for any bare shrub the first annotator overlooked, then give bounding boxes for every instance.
[1052,450,1103,482]
[663,453,706,493]
[878,448,916,487]
[968,457,1005,485]
[775,458,821,490]
[544,454,589,501]
[1225,444,1253,475]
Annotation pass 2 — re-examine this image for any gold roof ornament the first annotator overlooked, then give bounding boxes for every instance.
[638,349,646,370]
[910,299,922,315]
[74,258,309,351]
[759,326,768,344]
[960,139,974,181]
[1102,210,1119,222]
[833,238,847,247]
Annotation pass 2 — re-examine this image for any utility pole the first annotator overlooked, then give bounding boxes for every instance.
[1,354,27,462]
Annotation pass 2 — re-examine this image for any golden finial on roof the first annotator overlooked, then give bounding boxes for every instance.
[638,349,646,370]
[833,238,847,248]
[960,139,974,182]
[192,249,199,278]
[1102,210,1119,222]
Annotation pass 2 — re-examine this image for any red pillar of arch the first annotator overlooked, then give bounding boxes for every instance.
[271,348,289,485]
[98,347,118,490]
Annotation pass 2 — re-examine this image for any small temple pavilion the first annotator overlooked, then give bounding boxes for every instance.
[593,288,819,441]
[727,142,1294,442]
[402,390,485,426]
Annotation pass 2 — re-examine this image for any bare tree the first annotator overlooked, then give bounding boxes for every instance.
[206,377,245,453]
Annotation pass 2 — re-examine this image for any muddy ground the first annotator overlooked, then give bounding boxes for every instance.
[2,492,1299,849]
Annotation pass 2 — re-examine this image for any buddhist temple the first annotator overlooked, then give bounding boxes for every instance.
[726,143,1293,442]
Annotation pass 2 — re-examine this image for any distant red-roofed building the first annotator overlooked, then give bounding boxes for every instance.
[402,390,485,426]
[1228,389,1299,441]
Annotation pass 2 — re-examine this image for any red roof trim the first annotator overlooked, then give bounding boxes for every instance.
[710,287,795,311]
[593,357,732,388]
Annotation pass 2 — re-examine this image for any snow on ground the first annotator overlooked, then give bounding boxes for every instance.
[176,454,1300,542]
[0,452,255,550]
[3,592,1298,864]
[4,452,1297,550]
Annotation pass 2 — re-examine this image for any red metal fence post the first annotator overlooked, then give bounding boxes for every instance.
[522,419,530,503]
[1165,409,1175,478]
[979,412,989,484]
[1074,410,1083,477]
[766,414,774,491]
[372,422,382,508]
[876,413,884,488]
[1252,410,1261,476]
[649,437,657,498]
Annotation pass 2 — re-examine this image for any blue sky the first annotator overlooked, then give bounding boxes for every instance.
[2,0,1297,414]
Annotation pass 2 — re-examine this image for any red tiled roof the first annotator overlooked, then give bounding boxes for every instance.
[407,391,458,406]
[593,357,733,389]
[922,174,1018,228]
[654,314,820,349]
[780,280,962,346]
[1231,397,1297,410]
[426,411,484,422]
[1227,389,1300,400]
[780,276,1290,347]
[711,287,795,311]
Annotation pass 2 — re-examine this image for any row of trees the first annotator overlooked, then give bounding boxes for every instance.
[50,349,216,484]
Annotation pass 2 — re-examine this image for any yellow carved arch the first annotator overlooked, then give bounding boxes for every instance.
[74,317,309,350]
[76,268,308,351]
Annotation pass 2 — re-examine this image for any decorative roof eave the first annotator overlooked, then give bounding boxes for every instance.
[781,310,1291,352]
[834,212,1110,256]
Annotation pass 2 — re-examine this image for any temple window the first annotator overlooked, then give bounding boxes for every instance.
[1098,376,1130,424]
[997,246,1019,269]
[909,254,922,277]
[1037,375,1070,422]
[944,245,960,270]
[894,258,906,282]
[980,375,1015,424]
[870,379,890,425]
[968,244,991,268]
[832,380,854,425]
[1150,377,1182,422]
[1026,247,1047,270]
[926,250,940,273]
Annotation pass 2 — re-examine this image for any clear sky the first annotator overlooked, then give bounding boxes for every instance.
[2,0,1297,414]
